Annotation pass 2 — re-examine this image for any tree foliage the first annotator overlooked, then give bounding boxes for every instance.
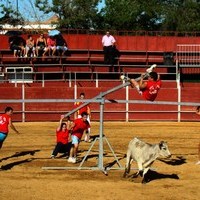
[2,0,200,31]
[0,0,24,26]
[160,0,200,31]
[35,0,102,29]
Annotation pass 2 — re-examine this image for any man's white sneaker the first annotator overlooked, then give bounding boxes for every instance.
[120,75,130,81]
[146,64,157,73]
[85,139,92,143]
[68,157,76,163]
[71,157,76,163]
[67,157,74,163]
[196,160,200,165]
[120,75,125,80]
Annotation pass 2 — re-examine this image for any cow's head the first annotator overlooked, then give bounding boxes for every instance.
[159,141,171,158]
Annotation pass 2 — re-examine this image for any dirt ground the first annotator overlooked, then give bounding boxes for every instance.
[0,121,200,200]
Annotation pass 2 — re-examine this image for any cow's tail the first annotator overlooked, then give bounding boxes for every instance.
[123,150,131,178]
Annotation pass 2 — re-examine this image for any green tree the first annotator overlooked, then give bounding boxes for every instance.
[102,0,138,31]
[102,0,164,31]
[103,0,200,32]
[35,0,102,29]
[161,0,200,31]
[0,0,24,26]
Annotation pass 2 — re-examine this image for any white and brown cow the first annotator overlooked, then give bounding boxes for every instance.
[123,137,171,183]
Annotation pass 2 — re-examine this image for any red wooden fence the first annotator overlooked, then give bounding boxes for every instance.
[1,34,200,51]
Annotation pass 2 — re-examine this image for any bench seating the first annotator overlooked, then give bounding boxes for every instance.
[0,49,176,74]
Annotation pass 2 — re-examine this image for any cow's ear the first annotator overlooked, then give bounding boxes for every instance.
[159,141,164,149]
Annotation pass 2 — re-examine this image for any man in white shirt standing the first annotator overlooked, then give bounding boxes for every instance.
[102,31,116,71]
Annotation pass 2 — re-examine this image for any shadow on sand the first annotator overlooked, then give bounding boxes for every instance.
[127,170,179,184]
[0,158,33,170]
[0,150,40,170]
[158,156,186,166]
[0,149,40,162]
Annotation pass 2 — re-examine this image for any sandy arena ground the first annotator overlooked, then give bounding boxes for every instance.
[0,121,200,200]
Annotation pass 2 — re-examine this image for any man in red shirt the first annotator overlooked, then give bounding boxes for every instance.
[0,107,20,149]
[120,65,161,102]
[74,92,91,142]
[68,112,90,163]
[51,115,72,159]
[130,71,161,101]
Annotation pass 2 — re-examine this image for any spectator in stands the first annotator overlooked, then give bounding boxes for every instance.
[68,112,90,163]
[0,107,20,149]
[196,106,200,165]
[112,45,120,72]
[102,31,117,72]
[36,33,48,57]
[24,35,36,57]
[55,34,68,56]
[9,35,25,57]
[51,115,72,159]
[74,92,91,143]
[121,67,161,102]
[46,36,57,56]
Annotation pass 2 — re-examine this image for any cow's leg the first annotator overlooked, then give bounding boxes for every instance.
[142,167,150,184]
[143,167,149,177]
[143,160,154,169]
[137,162,144,177]
[123,151,131,178]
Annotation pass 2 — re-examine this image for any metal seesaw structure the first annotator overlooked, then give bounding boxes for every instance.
[41,71,199,174]
[42,72,152,174]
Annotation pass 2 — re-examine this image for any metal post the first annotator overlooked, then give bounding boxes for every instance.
[69,72,71,88]
[176,57,181,122]
[22,84,25,122]
[126,82,129,122]
[42,73,44,87]
[98,95,105,172]
[177,76,181,122]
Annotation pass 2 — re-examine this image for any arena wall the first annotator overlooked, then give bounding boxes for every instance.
[0,81,199,122]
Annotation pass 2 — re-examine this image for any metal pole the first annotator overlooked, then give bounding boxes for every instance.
[64,74,147,118]
[64,81,130,118]
[176,58,181,122]
[22,84,25,122]
[126,82,129,122]
[98,95,105,172]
